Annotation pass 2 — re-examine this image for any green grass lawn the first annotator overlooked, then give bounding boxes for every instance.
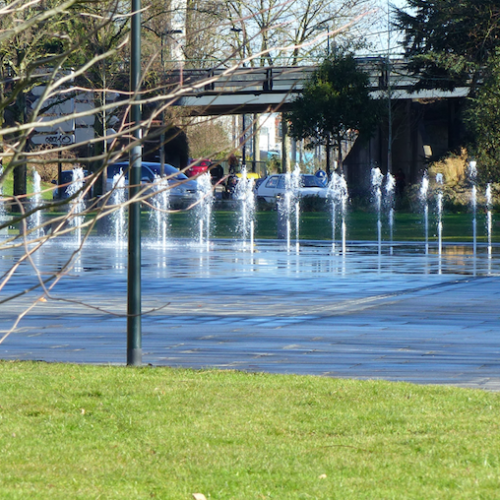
[1,169,54,202]
[1,362,499,499]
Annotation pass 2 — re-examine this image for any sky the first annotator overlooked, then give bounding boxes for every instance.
[363,0,411,56]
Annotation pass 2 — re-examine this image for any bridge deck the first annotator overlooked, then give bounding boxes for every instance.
[171,61,468,115]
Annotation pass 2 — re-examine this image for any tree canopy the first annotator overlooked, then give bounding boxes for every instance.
[286,52,379,172]
[394,0,500,92]
[395,0,500,181]
[464,49,500,181]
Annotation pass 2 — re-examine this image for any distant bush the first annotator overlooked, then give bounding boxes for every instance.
[32,147,80,183]
[428,148,468,185]
[402,149,499,213]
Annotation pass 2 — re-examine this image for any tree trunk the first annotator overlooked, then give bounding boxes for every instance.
[325,134,331,177]
[12,92,27,213]
[91,93,105,197]
[337,135,343,174]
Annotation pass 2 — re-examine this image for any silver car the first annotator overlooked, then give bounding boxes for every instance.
[256,174,328,203]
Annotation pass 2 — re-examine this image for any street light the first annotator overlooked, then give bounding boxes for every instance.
[159,29,183,177]
[231,27,247,167]
[313,23,330,56]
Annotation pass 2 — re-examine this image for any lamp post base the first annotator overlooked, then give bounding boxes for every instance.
[127,348,142,366]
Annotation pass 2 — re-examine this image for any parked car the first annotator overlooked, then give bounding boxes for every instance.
[106,161,198,208]
[52,169,89,200]
[187,158,212,178]
[256,174,328,203]
[253,177,267,193]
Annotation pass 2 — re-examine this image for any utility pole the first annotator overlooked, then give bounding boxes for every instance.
[231,26,246,167]
[127,0,142,366]
[281,115,288,173]
[387,0,393,174]
[159,29,182,177]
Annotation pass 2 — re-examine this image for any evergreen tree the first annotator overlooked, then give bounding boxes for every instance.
[286,51,379,174]
[394,0,500,93]
[465,50,500,182]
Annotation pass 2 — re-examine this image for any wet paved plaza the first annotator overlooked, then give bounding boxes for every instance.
[1,237,500,390]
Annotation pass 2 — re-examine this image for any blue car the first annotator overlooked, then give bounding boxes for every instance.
[106,161,198,208]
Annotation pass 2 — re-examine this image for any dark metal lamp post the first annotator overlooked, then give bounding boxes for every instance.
[127,0,142,366]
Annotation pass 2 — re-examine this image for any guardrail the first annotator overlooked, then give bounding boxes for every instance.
[167,60,427,97]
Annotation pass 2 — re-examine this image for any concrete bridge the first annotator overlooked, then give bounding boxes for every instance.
[171,59,468,187]
[174,59,467,115]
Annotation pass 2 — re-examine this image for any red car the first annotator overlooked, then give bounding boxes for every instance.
[187,158,212,177]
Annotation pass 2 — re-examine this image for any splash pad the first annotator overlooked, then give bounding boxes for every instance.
[1,167,500,388]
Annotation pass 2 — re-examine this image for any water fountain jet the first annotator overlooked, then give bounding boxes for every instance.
[486,183,493,258]
[283,165,301,252]
[371,167,384,254]
[196,173,214,250]
[469,161,478,256]
[385,172,395,253]
[111,170,126,246]
[328,172,348,254]
[30,170,44,238]
[435,173,444,256]
[419,173,430,254]
[66,168,85,246]
[234,166,256,252]
[151,175,170,248]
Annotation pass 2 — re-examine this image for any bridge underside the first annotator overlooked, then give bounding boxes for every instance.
[178,92,297,115]
[345,96,467,188]
[178,88,468,116]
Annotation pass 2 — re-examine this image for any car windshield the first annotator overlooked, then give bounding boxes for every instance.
[60,171,74,184]
[164,164,188,180]
[147,163,188,181]
[301,175,322,188]
[107,163,188,181]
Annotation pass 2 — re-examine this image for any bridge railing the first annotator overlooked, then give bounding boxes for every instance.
[169,59,425,97]
[176,66,318,95]
[171,58,468,102]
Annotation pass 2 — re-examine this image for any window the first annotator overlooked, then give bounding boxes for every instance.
[265,176,279,188]
[141,166,155,182]
[144,163,188,181]
[301,175,321,187]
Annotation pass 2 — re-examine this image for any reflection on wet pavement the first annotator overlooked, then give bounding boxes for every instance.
[1,237,500,390]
